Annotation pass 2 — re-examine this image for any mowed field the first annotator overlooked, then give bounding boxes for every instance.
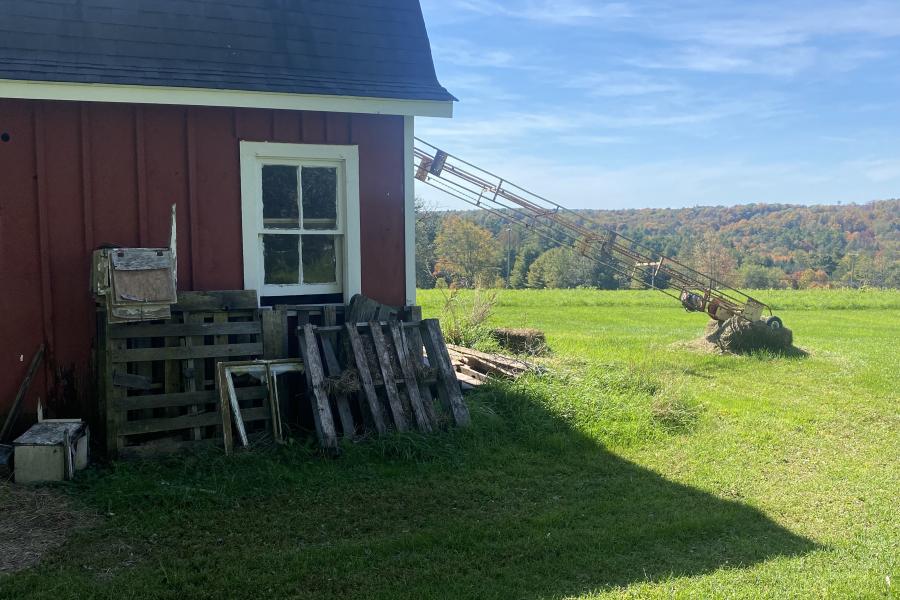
[2,289,898,599]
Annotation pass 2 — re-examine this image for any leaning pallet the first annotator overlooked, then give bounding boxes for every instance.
[97,290,269,458]
[297,318,469,449]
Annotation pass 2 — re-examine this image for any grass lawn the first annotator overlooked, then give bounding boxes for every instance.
[2,289,898,599]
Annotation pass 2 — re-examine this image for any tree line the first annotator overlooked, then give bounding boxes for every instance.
[415,199,900,289]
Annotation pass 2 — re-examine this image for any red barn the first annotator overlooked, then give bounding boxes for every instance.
[0,0,454,426]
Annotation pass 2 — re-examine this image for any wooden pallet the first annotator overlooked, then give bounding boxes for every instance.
[297,318,470,451]
[98,291,268,458]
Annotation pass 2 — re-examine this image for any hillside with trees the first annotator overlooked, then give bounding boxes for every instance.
[416,199,900,289]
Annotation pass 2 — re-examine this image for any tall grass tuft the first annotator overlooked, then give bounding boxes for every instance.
[435,283,498,348]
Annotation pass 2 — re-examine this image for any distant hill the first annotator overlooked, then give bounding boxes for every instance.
[416,200,900,289]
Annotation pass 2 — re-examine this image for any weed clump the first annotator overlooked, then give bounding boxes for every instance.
[436,283,497,348]
[650,394,703,433]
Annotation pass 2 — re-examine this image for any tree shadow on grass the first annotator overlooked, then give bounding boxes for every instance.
[2,381,820,600]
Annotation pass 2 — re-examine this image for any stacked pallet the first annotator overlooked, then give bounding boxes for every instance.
[298,318,470,452]
[98,291,269,458]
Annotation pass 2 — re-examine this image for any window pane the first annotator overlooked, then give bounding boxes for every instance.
[262,165,299,229]
[302,235,337,284]
[301,167,338,230]
[263,234,299,284]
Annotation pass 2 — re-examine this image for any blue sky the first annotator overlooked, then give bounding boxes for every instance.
[416,0,900,210]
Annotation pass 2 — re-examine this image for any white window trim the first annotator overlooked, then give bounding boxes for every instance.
[0,79,453,118]
[404,116,416,306]
[240,142,361,304]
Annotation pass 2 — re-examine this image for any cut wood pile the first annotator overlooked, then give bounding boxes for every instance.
[446,344,542,388]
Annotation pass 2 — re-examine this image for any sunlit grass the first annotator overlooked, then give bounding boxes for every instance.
[2,289,897,599]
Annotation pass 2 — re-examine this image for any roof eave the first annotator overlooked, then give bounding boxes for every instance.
[0,79,455,118]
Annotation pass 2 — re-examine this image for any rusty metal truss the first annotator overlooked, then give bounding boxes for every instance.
[414,138,771,323]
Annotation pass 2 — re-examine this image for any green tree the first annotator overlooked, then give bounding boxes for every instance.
[689,231,737,284]
[433,216,502,288]
[527,247,581,288]
[414,197,440,289]
[736,264,784,289]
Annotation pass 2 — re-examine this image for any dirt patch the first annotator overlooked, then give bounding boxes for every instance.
[0,481,91,574]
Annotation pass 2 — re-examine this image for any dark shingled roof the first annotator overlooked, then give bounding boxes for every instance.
[0,0,455,102]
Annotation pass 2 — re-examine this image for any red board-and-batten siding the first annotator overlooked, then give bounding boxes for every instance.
[0,98,408,418]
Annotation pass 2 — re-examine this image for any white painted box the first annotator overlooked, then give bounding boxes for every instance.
[13,422,89,483]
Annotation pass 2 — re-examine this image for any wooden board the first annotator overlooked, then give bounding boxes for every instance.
[108,321,260,339]
[368,322,409,432]
[404,325,439,426]
[344,323,387,434]
[320,337,356,437]
[301,324,339,451]
[421,319,470,427]
[389,322,432,432]
[111,343,263,363]
[172,290,258,312]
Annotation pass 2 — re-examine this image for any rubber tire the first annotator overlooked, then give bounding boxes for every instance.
[766,315,783,330]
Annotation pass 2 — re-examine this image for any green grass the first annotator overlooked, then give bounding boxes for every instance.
[2,289,898,599]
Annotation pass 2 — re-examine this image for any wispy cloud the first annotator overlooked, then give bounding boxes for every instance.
[419,94,787,150]
[437,73,525,105]
[431,40,520,69]
[849,158,900,183]
[566,71,683,97]
[446,0,632,25]
[628,45,818,77]
[624,1,900,77]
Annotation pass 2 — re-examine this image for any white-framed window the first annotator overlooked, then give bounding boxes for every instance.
[240,142,361,302]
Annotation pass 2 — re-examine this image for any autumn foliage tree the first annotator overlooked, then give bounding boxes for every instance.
[433,216,502,287]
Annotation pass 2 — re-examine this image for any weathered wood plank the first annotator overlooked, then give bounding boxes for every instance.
[369,322,409,432]
[108,337,128,455]
[190,312,209,440]
[320,337,356,437]
[222,364,249,448]
[110,248,172,270]
[120,406,270,436]
[216,362,234,454]
[119,437,217,459]
[457,364,489,382]
[344,323,387,435]
[115,386,268,411]
[390,322,432,433]
[112,371,152,390]
[421,319,470,427]
[112,342,263,363]
[404,305,423,322]
[261,308,288,359]
[301,324,339,451]
[323,304,337,327]
[346,294,382,324]
[108,321,260,339]
[405,325,438,425]
[1,344,45,443]
[172,290,259,312]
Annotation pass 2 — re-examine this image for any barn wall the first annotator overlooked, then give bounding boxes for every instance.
[0,99,408,420]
